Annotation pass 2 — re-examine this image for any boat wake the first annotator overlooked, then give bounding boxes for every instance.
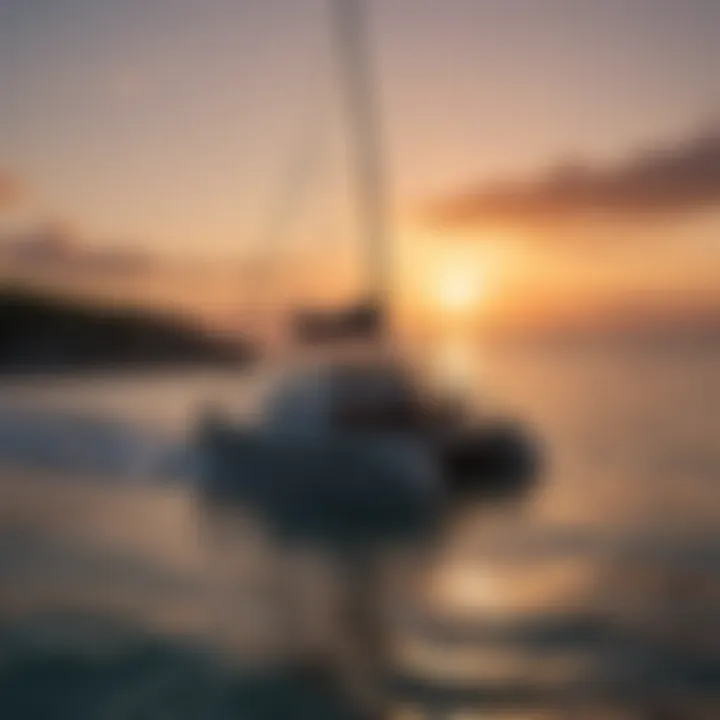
[0,407,194,482]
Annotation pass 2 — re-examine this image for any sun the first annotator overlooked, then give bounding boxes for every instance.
[435,261,486,313]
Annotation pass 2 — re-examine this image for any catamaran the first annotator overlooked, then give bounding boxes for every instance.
[195,0,538,543]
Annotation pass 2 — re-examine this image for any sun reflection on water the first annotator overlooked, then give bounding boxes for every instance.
[428,335,484,403]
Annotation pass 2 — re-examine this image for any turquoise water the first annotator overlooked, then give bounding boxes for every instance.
[1,343,719,718]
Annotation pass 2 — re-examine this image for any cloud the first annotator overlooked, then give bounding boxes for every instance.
[0,220,155,278]
[429,130,720,229]
[0,171,25,209]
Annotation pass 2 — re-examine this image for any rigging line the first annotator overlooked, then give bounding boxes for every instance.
[328,0,391,314]
[245,67,332,291]
[257,100,329,269]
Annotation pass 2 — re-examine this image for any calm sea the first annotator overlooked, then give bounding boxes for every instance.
[1,341,719,719]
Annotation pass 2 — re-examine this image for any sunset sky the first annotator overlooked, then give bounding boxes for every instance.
[0,0,719,333]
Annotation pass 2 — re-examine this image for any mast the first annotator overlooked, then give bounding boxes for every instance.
[329,0,391,339]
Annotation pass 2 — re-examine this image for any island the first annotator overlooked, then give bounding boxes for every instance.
[0,285,255,374]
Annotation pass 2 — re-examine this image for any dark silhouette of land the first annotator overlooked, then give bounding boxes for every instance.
[0,285,255,374]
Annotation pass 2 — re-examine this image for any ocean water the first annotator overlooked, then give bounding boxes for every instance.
[0,342,719,719]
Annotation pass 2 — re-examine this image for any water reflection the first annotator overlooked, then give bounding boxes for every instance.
[430,335,480,401]
[1,344,720,717]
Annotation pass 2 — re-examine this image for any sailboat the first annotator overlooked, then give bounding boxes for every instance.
[195,0,539,544]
